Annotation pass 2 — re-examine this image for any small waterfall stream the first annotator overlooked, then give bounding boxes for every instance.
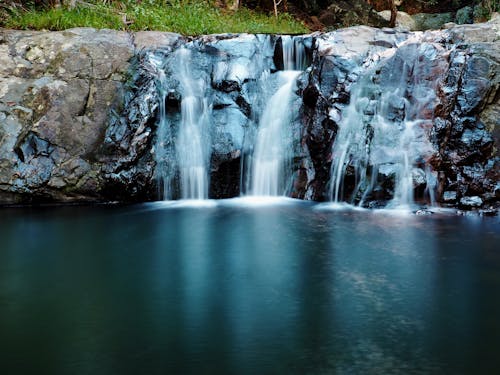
[281,35,308,71]
[250,70,301,196]
[329,43,443,209]
[249,36,306,196]
[151,47,211,200]
[154,65,172,199]
[176,48,211,200]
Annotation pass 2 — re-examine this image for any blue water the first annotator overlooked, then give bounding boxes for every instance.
[0,200,499,374]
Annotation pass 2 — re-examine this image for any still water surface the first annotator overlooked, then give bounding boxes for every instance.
[1,199,499,374]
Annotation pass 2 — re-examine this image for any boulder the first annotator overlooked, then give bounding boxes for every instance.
[455,6,474,25]
[378,10,417,31]
[0,28,180,204]
[412,13,454,30]
[318,0,390,30]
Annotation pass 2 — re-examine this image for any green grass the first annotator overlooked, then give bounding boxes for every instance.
[3,6,123,31]
[2,1,309,35]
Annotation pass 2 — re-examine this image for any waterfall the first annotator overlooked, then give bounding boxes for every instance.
[150,47,211,200]
[248,36,304,196]
[330,43,443,209]
[178,98,209,200]
[250,71,301,196]
[151,48,211,200]
[119,26,495,209]
[281,35,308,71]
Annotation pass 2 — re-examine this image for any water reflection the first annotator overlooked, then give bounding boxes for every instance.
[0,205,499,374]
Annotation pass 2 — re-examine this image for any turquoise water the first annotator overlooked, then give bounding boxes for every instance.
[1,200,499,374]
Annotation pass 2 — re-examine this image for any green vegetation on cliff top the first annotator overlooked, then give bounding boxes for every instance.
[1,1,309,35]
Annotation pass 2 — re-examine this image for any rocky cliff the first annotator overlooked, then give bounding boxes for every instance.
[0,19,498,211]
[300,19,499,212]
[0,28,181,203]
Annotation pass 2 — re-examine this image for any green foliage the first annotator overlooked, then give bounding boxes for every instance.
[2,0,308,34]
[474,0,499,21]
[455,5,473,24]
[4,5,123,30]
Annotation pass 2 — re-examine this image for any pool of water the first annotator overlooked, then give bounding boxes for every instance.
[1,199,499,374]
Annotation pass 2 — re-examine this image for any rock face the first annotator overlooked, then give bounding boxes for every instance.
[0,19,498,211]
[0,27,181,203]
[299,16,499,210]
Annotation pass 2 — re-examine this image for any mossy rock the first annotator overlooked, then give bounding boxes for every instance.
[319,0,390,30]
[455,6,474,25]
[412,12,453,30]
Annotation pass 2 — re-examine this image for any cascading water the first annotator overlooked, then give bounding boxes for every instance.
[117,25,494,210]
[151,47,211,200]
[176,48,211,200]
[281,35,308,71]
[250,70,301,196]
[248,36,305,196]
[329,43,444,209]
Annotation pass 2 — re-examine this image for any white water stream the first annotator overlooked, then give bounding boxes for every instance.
[249,36,305,196]
[330,44,443,208]
[250,70,301,196]
[176,48,211,200]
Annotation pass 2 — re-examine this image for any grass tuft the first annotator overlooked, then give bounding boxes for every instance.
[4,5,123,31]
[2,1,309,35]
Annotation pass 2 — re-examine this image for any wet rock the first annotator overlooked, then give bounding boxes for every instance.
[416,209,433,215]
[213,80,241,93]
[460,195,483,208]
[212,106,248,156]
[412,168,427,189]
[443,191,458,203]
[412,13,453,30]
[210,151,241,199]
[430,19,499,211]
[480,208,499,216]
[0,28,174,204]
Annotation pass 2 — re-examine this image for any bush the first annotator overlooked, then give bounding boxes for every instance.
[455,6,473,24]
